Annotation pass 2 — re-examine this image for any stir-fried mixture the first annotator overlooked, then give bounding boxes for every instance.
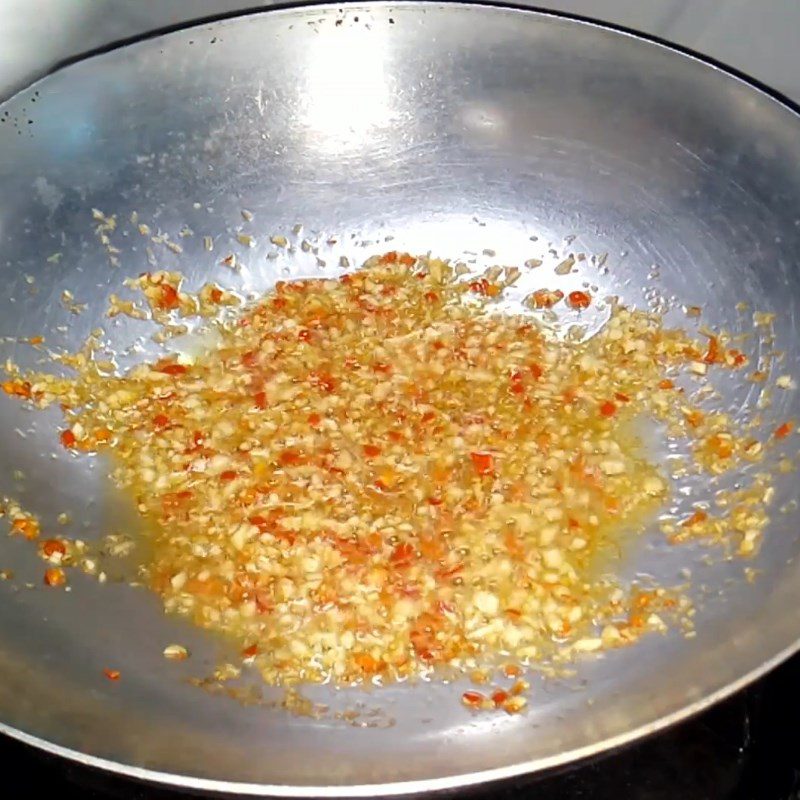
[0,251,790,710]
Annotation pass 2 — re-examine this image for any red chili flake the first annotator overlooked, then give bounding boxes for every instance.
[60,429,77,448]
[728,349,748,368]
[634,593,654,610]
[503,664,522,678]
[279,449,303,467]
[703,335,723,365]
[372,362,392,374]
[509,370,525,395]
[153,413,170,429]
[628,612,646,630]
[529,363,543,380]
[156,284,180,311]
[1,379,32,399]
[162,490,193,511]
[363,444,382,458]
[461,690,486,708]
[298,329,312,342]
[684,410,705,428]
[387,430,403,443]
[390,542,415,565]
[308,413,322,427]
[682,509,708,528]
[253,391,267,410]
[491,689,509,707]
[599,401,617,417]
[271,297,288,311]
[12,518,38,539]
[241,350,258,368]
[209,287,223,304]
[103,668,121,681]
[43,567,66,587]
[398,253,416,267]
[775,421,794,439]
[155,362,188,376]
[567,290,591,310]
[219,470,238,482]
[41,539,66,558]
[312,372,337,393]
[469,278,500,297]
[614,392,630,403]
[242,644,259,659]
[470,451,495,476]
[708,434,734,459]
[381,251,399,264]
[424,291,439,303]
[354,652,382,674]
[427,496,444,506]
[420,410,436,424]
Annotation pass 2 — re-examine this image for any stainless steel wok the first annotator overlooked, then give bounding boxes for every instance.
[1,2,800,795]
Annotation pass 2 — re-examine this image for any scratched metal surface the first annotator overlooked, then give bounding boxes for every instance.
[0,3,800,795]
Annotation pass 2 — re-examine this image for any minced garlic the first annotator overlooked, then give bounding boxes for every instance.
[1,251,792,697]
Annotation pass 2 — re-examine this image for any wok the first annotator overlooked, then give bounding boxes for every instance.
[1,2,800,795]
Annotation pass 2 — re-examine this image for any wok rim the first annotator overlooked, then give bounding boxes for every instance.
[2,1,800,795]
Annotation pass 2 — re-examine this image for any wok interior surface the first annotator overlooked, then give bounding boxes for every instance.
[1,2,800,794]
